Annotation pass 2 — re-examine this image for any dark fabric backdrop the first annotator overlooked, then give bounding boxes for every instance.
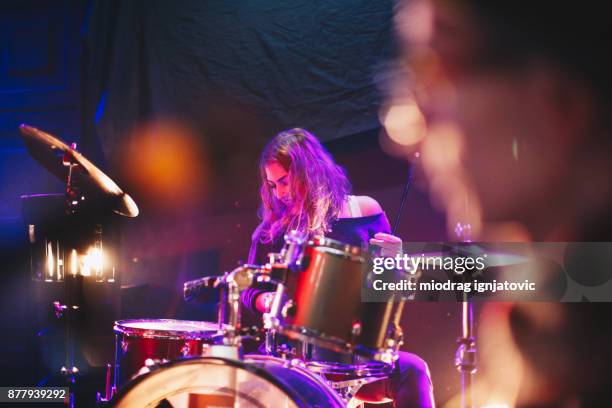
[81,0,397,164]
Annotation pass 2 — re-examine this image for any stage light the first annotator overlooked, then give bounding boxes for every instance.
[90,246,105,281]
[46,241,54,281]
[380,99,427,147]
[80,250,91,276]
[70,249,78,276]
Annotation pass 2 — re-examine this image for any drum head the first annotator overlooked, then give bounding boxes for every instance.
[114,319,223,339]
[113,356,344,408]
[306,360,392,379]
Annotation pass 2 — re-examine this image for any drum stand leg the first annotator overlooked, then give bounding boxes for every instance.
[264,329,277,356]
[263,283,286,356]
[452,224,477,408]
[55,274,83,408]
[455,299,476,408]
[95,363,114,405]
[329,376,388,407]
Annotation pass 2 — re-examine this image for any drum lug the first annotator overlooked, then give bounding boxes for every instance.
[263,313,280,330]
[283,357,305,369]
[181,342,191,357]
[377,348,398,365]
[351,322,362,337]
[145,358,161,367]
[329,376,389,405]
[281,299,296,318]
[382,321,404,350]
[282,230,306,269]
[202,344,242,360]
[390,324,404,348]
[52,301,68,319]
[134,358,167,378]
[275,343,298,360]
[121,339,129,353]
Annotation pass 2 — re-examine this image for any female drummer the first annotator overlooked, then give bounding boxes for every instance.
[242,128,435,408]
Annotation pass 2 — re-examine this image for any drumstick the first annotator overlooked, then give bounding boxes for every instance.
[392,162,414,235]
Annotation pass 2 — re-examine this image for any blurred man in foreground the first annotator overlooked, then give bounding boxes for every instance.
[392,1,612,406]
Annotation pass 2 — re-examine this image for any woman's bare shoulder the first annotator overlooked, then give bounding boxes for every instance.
[354,195,384,217]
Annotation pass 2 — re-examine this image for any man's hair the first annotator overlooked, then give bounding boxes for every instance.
[258,128,351,243]
[457,0,612,102]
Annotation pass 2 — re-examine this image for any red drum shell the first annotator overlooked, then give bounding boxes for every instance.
[113,319,223,389]
[281,238,403,360]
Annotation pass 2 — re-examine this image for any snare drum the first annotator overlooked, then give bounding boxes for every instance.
[112,355,345,407]
[302,344,393,379]
[113,319,224,389]
[280,236,404,362]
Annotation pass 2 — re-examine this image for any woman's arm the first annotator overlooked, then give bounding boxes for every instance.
[356,195,403,256]
[241,221,276,314]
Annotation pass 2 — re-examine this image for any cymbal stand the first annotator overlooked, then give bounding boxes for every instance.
[213,265,259,359]
[262,231,305,356]
[454,223,477,408]
[57,142,82,407]
[262,282,285,355]
[63,143,81,216]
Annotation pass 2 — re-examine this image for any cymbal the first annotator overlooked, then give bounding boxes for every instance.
[19,124,139,217]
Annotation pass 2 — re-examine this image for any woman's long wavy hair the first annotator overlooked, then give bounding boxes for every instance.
[258,128,351,243]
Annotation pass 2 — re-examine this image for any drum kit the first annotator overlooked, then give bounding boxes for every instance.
[21,122,533,408]
[19,124,410,407]
[23,123,532,407]
[111,233,406,407]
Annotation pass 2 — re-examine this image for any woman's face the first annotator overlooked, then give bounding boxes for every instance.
[265,161,292,206]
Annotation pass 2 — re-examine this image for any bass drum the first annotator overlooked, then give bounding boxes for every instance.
[112,355,344,408]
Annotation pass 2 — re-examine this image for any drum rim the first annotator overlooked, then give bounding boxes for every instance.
[309,245,365,262]
[309,236,364,261]
[305,360,393,377]
[114,319,225,339]
[311,236,360,252]
[279,324,393,361]
[111,355,345,408]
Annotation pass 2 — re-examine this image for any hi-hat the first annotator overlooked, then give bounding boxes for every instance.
[19,124,138,217]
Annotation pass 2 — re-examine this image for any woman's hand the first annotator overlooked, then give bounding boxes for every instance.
[369,232,403,257]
